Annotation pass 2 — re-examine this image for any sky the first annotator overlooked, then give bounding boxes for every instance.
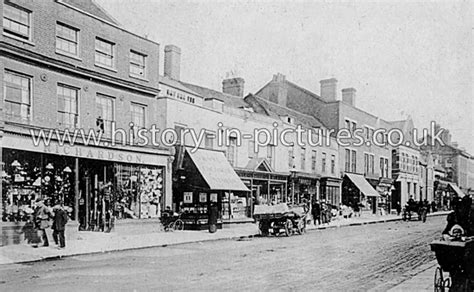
[96,0,473,153]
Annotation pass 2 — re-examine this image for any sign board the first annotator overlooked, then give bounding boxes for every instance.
[183,192,193,203]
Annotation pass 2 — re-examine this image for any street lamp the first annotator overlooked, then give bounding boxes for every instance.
[290,166,297,205]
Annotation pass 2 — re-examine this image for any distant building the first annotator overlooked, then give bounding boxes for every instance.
[256,74,393,214]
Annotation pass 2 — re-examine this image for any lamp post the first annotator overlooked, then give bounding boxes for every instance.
[290,166,297,205]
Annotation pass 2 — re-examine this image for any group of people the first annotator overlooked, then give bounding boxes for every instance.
[311,200,334,225]
[21,198,69,249]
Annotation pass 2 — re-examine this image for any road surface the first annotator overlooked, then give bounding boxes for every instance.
[0,216,445,291]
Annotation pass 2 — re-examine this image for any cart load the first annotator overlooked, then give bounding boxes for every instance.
[253,203,308,237]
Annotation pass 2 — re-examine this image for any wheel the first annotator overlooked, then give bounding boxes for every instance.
[296,220,306,235]
[284,219,293,237]
[434,267,445,292]
[174,219,184,231]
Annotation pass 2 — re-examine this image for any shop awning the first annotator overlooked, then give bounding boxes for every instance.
[345,173,379,197]
[186,148,249,192]
[448,183,465,198]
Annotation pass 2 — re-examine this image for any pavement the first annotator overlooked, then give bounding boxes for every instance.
[387,260,438,291]
[0,210,449,290]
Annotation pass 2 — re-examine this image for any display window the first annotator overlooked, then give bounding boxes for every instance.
[2,149,76,222]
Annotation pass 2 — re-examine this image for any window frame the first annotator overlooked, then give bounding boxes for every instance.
[55,22,79,58]
[129,50,147,79]
[3,2,31,41]
[95,93,115,137]
[95,37,115,69]
[4,70,32,121]
[57,83,80,128]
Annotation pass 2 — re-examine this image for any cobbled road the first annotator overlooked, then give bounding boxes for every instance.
[0,216,445,291]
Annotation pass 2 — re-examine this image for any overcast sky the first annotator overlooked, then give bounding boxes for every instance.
[97,0,473,153]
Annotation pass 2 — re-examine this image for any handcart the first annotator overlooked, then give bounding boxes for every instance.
[430,238,474,292]
[253,203,307,237]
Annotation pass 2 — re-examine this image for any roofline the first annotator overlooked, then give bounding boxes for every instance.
[159,78,204,98]
[56,0,160,46]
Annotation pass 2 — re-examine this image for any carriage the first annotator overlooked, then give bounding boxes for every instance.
[402,202,427,222]
[253,203,308,237]
[430,238,474,292]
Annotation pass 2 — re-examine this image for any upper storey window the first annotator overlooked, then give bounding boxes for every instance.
[3,3,31,40]
[95,38,115,68]
[56,22,79,56]
[130,50,146,78]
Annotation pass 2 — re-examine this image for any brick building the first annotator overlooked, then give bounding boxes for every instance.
[256,74,394,214]
[1,0,173,244]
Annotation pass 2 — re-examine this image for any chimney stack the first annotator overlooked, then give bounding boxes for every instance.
[222,77,245,97]
[164,45,181,81]
[320,78,338,102]
[341,88,356,106]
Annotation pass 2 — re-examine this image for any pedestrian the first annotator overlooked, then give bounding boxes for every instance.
[52,201,69,249]
[395,201,401,216]
[312,200,321,225]
[34,198,52,247]
[431,201,437,213]
[353,201,361,217]
[19,215,41,248]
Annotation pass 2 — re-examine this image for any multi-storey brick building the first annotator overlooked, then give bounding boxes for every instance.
[1,0,173,243]
[256,74,393,214]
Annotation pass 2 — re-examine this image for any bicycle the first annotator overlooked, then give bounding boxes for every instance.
[162,213,185,232]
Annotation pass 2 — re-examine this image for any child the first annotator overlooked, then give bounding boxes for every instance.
[20,215,41,248]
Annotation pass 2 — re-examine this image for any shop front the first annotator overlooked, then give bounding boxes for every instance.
[434,179,450,210]
[320,177,342,207]
[235,158,288,218]
[173,148,249,229]
[1,131,172,244]
[368,177,394,215]
[342,173,380,214]
[288,172,320,205]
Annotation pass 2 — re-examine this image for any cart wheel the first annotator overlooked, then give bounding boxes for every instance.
[297,220,306,235]
[434,267,445,292]
[174,219,184,231]
[284,219,293,237]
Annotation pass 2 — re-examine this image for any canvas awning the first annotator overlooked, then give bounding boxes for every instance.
[186,148,249,192]
[345,173,379,197]
[448,183,465,198]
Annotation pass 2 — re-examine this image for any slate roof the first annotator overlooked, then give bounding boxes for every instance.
[180,82,249,108]
[63,0,120,25]
[159,75,203,98]
[246,94,325,129]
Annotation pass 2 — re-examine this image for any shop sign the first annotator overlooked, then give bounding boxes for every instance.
[183,192,193,203]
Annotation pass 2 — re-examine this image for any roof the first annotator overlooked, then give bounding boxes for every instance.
[62,0,120,25]
[186,148,249,192]
[246,94,325,129]
[181,82,248,108]
[245,158,274,172]
[159,75,203,98]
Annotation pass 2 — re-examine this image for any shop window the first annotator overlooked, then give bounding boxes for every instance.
[56,22,79,56]
[95,37,115,68]
[57,84,79,128]
[3,3,31,40]
[96,94,115,136]
[130,50,146,78]
[114,164,164,220]
[4,70,31,120]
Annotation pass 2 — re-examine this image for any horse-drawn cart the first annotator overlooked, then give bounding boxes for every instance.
[430,238,474,292]
[253,203,307,237]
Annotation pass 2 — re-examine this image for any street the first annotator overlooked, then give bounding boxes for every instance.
[0,216,445,291]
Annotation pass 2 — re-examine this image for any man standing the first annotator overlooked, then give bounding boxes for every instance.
[34,198,52,247]
[312,200,321,225]
[52,201,68,249]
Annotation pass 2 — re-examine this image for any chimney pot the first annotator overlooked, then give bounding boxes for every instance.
[164,45,181,81]
[222,77,245,97]
[341,87,356,106]
[320,78,338,102]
